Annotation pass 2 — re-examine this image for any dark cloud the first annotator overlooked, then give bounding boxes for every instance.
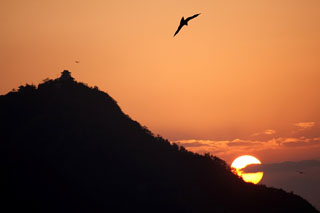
[282,138,320,147]
[244,159,320,173]
[176,141,208,148]
[283,141,308,147]
[244,159,320,210]
[227,141,261,147]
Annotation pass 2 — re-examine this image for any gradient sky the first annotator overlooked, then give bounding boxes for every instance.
[1,0,320,164]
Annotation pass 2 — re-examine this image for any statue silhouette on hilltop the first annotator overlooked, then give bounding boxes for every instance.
[60,70,74,81]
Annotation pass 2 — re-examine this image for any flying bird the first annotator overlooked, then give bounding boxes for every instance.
[174,13,201,37]
[75,61,80,63]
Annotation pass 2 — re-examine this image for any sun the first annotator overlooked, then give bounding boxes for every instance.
[231,155,263,184]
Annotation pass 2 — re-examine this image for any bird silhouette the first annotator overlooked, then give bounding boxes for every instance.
[75,61,80,63]
[173,13,201,37]
[296,171,304,174]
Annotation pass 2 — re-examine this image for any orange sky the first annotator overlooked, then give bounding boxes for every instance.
[1,0,320,163]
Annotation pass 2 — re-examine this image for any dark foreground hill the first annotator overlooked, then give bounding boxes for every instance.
[1,71,318,212]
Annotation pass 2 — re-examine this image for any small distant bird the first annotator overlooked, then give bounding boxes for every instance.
[296,171,304,174]
[75,61,80,63]
[174,13,201,37]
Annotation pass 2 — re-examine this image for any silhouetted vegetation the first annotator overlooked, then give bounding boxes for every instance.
[0,71,318,212]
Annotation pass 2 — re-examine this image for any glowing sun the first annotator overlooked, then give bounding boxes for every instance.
[231,155,263,184]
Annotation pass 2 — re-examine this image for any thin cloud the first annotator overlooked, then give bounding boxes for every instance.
[294,122,315,130]
[264,129,276,135]
[251,129,276,137]
[173,136,320,162]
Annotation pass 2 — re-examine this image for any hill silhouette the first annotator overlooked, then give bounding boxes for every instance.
[1,71,318,212]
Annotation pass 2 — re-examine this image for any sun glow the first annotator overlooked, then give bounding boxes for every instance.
[231,155,263,184]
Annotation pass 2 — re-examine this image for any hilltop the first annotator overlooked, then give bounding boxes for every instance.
[0,71,317,212]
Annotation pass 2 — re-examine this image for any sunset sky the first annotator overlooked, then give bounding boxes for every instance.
[1,0,320,165]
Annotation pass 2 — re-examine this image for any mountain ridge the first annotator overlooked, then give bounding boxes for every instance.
[1,70,318,212]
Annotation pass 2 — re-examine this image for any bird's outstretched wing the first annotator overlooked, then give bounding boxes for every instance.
[185,13,201,22]
[173,17,184,37]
